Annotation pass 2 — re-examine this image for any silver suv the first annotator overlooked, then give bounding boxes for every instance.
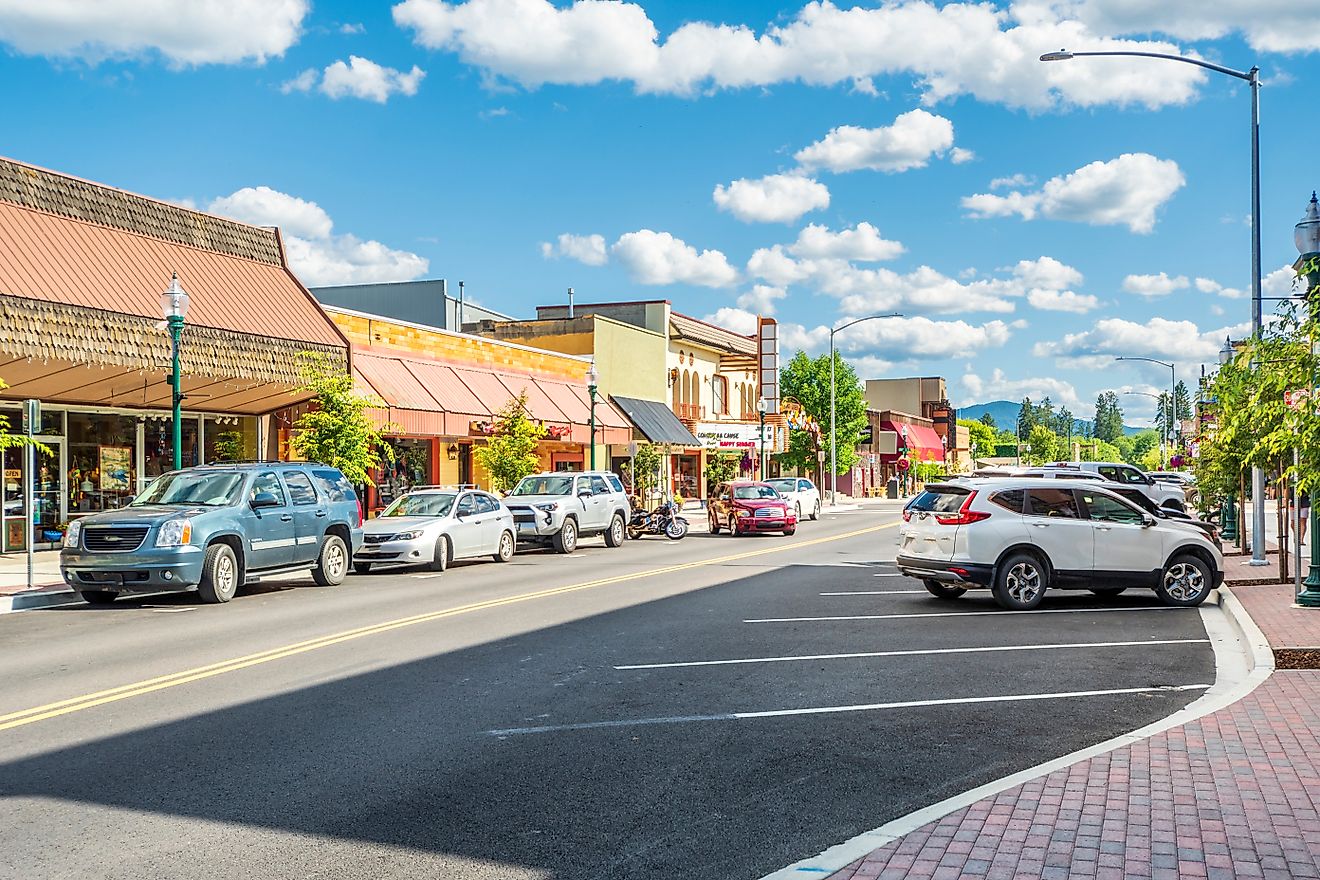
[503,472,631,553]
[1041,462,1186,511]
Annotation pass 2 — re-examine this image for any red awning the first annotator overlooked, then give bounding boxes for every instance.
[880,420,945,462]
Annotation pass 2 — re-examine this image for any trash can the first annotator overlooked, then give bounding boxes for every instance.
[886,477,899,499]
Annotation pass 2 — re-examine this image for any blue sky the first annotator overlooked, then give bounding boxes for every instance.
[3,0,1319,426]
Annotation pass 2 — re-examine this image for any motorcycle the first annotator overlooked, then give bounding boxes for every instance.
[627,499,688,540]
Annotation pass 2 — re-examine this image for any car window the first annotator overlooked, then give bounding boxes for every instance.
[510,475,574,496]
[476,494,500,514]
[798,480,813,492]
[908,487,970,514]
[1112,488,1156,513]
[605,475,624,493]
[1025,488,1080,518]
[590,476,610,495]
[1080,491,1146,525]
[1121,467,1148,485]
[132,471,244,507]
[251,472,286,507]
[766,478,795,493]
[989,489,1025,513]
[1097,466,1120,481]
[733,485,778,500]
[456,494,477,517]
[311,468,357,503]
[283,471,318,506]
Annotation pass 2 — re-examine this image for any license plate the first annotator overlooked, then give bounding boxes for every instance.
[518,523,536,532]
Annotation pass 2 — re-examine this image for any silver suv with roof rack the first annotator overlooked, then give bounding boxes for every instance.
[503,471,632,553]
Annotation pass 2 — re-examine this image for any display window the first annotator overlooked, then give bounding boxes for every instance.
[66,413,138,515]
[377,437,434,508]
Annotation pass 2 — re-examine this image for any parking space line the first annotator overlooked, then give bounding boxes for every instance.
[872,573,906,578]
[486,684,1212,736]
[614,638,1208,670]
[821,590,928,595]
[745,606,1189,623]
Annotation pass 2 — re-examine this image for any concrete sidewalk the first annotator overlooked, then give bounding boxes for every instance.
[796,570,1320,879]
[0,550,76,612]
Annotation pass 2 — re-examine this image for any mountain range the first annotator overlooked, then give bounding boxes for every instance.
[958,400,1145,437]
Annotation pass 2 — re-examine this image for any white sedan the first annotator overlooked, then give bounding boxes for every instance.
[354,488,516,574]
[766,477,821,521]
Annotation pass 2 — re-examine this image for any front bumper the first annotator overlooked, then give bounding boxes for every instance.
[60,545,206,592]
[735,515,796,531]
[354,535,433,566]
[895,554,994,587]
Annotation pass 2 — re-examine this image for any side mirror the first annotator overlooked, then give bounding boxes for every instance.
[250,492,279,509]
[1141,514,1156,528]
[578,489,593,499]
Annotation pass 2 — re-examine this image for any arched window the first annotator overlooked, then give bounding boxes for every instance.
[672,371,681,410]
[712,375,728,415]
[692,372,701,413]
[681,370,691,406]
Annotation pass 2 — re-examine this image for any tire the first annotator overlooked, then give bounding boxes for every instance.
[353,561,372,575]
[708,516,721,535]
[795,502,802,521]
[1089,586,1126,598]
[552,518,578,554]
[493,530,515,563]
[312,535,348,587]
[783,526,796,536]
[810,501,820,521]
[627,525,644,540]
[1155,554,1213,607]
[78,590,117,606]
[430,535,451,572]
[924,579,967,600]
[665,519,688,540]
[992,552,1047,611]
[198,542,239,604]
[604,514,626,548]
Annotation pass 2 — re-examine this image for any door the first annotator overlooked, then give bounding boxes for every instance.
[1023,488,1094,583]
[1078,489,1164,584]
[245,471,296,570]
[473,493,505,553]
[449,492,484,558]
[282,469,325,564]
[4,439,64,550]
[588,475,613,529]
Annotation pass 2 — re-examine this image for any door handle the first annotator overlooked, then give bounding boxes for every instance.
[315,510,327,518]
[1096,525,1113,531]
[1032,522,1049,528]
[280,514,293,522]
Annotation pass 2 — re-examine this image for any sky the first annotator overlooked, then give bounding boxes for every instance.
[2,0,1319,428]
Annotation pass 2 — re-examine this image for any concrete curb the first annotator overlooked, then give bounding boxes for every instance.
[0,586,80,614]
[760,588,1277,880]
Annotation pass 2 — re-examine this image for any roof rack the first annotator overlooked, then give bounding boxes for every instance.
[408,484,478,491]
[196,460,332,467]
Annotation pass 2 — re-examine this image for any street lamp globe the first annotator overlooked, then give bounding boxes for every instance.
[160,271,190,321]
[756,396,768,414]
[1295,192,1320,256]
[1219,336,1234,366]
[585,361,599,387]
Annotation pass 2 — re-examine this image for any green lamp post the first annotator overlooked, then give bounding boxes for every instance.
[757,395,768,478]
[586,360,599,471]
[1294,193,1320,605]
[160,272,190,471]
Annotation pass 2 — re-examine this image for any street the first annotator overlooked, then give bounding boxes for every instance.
[0,503,1215,880]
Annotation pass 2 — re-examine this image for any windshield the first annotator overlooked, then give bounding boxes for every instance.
[510,475,575,496]
[381,493,456,518]
[131,471,244,507]
[766,479,797,493]
[734,485,779,500]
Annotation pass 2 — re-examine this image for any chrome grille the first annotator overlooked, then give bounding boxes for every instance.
[754,508,775,518]
[364,534,391,545]
[82,526,149,552]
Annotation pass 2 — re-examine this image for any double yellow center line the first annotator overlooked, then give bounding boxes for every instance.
[0,520,898,733]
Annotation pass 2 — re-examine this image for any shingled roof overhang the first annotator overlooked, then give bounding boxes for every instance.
[0,156,349,414]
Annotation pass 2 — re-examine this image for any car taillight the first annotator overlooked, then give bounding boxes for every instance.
[902,508,912,522]
[935,492,991,525]
[356,502,363,528]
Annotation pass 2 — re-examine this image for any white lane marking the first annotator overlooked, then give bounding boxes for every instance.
[487,684,1212,736]
[412,574,445,579]
[614,639,1209,670]
[820,590,928,596]
[745,606,1188,623]
[872,573,906,578]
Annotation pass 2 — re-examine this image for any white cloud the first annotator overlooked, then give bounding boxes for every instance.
[391,0,1207,110]
[1026,289,1099,313]
[703,307,759,335]
[713,173,830,224]
[1194,277,1246,299]
[990,173,1034,190]
[0,0,308,65]
[281,68,318,94]
[318,56,426,102]
[1263,265,1298,296]
[829,316,1014,359]
[960,368,1085,411]
[787,222,904,262]
[962,153,1185,234]
[611,229,738,287]
[736,284,787,315]
[794,109,957,174]
[1031,316,1249,380]
[1028,0,1320,54]
[540,233,608,266]
[340,22,366,35]
[1013,256,1083,290]
[1123,272,1190,297]
[950,147,975,164]
[207,186,428,286]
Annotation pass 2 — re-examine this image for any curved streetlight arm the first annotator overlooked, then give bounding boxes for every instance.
[1115,355,1174,369]
[1041,49,1253,81]
[827,312,903,506]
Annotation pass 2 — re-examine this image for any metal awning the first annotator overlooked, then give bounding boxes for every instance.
[611,395,702,446]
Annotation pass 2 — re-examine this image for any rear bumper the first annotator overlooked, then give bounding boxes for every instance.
[895,554,994,587]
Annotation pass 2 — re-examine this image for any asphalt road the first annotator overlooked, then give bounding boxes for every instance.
[0,503,1215,879]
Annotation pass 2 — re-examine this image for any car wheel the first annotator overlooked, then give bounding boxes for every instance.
[992,552,1047,611]
[198,542,239,604]
[1088,586,1126,598]
[811,501,820,521]
[552,518,578,554]
[708,516,721,535]
[493,530,515,563]
[783,527,796,536]
[795,502,802,521]
[353,561,372,575]
[312,535,348,587]
[78,590,117,606]
[430,535,451,572]
[923,579,967,600]
[1155,554,1212,607]
[604,514,625,548]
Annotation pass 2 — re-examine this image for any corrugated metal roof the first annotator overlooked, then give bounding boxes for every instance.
[611,396,702,446]
[670,312,757,355]
[354,353,442,411]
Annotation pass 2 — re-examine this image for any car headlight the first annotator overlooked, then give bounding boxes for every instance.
[62,520,82,549]
[736,508,751,517]
[392,530,425,541]
[155,518,193,548]
[534,502,559,512]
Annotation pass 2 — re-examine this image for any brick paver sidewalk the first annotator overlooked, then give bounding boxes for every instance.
[824,589,1320,880]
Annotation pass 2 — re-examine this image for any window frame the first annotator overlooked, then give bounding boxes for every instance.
[1024,487,1082,519]
[250,471,287,508]
[282,470,319,506]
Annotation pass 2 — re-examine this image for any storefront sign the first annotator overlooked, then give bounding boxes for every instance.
[468,420,495,436]
[545,424,571,440]
[99,446,132,491]
[694,422,773,449]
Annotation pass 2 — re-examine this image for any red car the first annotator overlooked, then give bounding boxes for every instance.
[708,481,798,536]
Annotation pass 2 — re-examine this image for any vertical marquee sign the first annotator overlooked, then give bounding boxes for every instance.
[757,317,779,415]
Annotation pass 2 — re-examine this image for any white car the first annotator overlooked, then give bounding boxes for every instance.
[1044,461,1187,512]
[766,477,821,521]
[896,478,1222,611]
[354,487,516,573]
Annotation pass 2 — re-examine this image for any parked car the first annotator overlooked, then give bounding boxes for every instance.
[709,481,798,536]
[354,487,515,573]
[765,477,822,521]
[896,478,1222,611]
[1042,461,1187,512]
[60,463,363,605]
[503,471,631,553]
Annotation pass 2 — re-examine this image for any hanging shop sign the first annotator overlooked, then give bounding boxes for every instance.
[468,420,495,436]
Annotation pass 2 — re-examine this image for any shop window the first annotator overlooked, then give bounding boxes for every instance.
[204,416,257,463]
[144,416,201,480]
[378,438,434,508]
[67,413,139,515]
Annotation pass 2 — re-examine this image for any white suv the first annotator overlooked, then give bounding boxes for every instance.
[503,472,631,553]
[896,478,1222,611]
[1044,461,1187,512]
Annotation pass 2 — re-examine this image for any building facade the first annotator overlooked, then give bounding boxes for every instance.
[310,279,512,332]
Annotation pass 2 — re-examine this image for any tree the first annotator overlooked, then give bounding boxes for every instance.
[779,350,866,476]
[0,380,51,457]
[1093,391,1125,443]
[624,442,664,500]
[1016,396,1034,437]
[979,412,996,429]
[959,418,996,459]
[1127,430,1160,466]
[704,451,739,495]
[1024,424,1063,465]
[474,392,547,493]
[292,352,395,486]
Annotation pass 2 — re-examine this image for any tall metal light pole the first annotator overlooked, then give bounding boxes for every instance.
[757,396,768,478]
[586,361,599,470]
[1116,357,1177,462]
[1044,48,1265,563]
[1293,193,1320,605]
[159,272,191,471]
[1122,390,1167,467]
[828,312,902,506]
